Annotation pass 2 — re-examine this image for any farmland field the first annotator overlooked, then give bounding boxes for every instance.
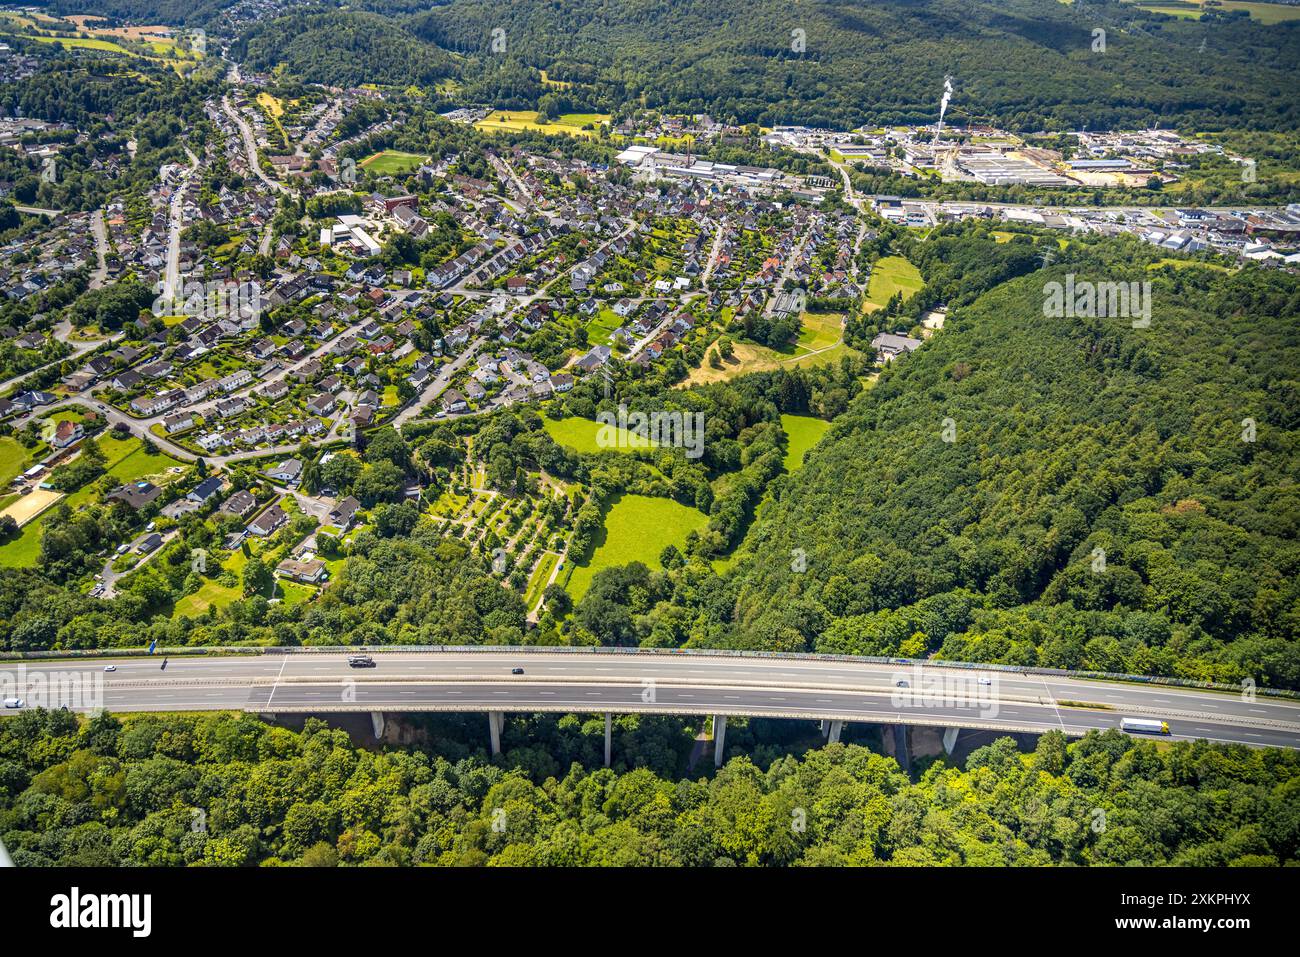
[1128,0,1300,22]
[475,111,610,140]
[564,493,709,600]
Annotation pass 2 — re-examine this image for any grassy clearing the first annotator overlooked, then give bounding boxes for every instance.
[584,306,623,346]
[542,417,657,454]
[687,312,850,386]
[780,414,831,473]
[792,312,844,353]
[174,550,248,618]
[565,493,709,600]
[862,256,923,313]
[0,436,37,487]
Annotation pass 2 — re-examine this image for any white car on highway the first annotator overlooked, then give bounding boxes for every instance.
[3,698,24,709]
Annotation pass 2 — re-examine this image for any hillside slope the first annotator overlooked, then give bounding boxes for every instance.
[729,243,1300,687]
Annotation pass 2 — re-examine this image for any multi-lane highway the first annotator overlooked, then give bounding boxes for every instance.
[5,650,1298,749]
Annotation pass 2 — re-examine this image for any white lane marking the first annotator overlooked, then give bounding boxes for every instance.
[263,655,290,709]
[1036,674,1067,733]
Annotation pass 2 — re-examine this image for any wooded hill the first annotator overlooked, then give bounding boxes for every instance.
[730,233,1300,688]
[180,0,1300,131]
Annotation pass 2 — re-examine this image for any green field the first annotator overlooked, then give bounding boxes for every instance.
[585,307,626,347]
[792,311,844,354]
[565,493,709,600]
[360,150,431,175]
[173,549,248,618]
[687,312,849,387]
[524,551,560,611]
[780,414,831,473]
[0,436,37,487]
[0,435,183,568]
[475,111,610,140]
[1130,0,1300,22]
[542,416,657,454]
[862,256,923,312]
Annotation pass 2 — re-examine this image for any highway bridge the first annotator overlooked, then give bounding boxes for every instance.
[4,649,1298,765]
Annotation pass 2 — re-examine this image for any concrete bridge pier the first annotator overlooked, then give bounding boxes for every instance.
[942,726,961,756]
[488,710,504,755]
[827,719,843,744]
[370,711,385,740]
[892,724,911,775]
[604,713,613,768]
[712,714,728,768]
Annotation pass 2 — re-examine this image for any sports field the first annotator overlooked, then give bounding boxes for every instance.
[360,150,430,175]
[0,488,62,527]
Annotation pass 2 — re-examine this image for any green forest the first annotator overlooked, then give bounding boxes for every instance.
[2,710,1296,866]
[731,228,1300,687]
[218,0,1299,131]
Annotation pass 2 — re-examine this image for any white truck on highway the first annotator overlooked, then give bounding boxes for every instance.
[1120,717,1170,735]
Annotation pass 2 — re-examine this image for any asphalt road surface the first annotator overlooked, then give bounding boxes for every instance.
[5,651,1298,749]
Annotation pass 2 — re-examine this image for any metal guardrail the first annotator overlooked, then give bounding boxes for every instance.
[3,644,1296,700]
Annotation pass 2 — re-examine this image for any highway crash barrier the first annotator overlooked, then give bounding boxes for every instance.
[6,645,1298,701]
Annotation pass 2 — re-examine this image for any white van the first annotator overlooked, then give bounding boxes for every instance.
[3,698,24,709]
